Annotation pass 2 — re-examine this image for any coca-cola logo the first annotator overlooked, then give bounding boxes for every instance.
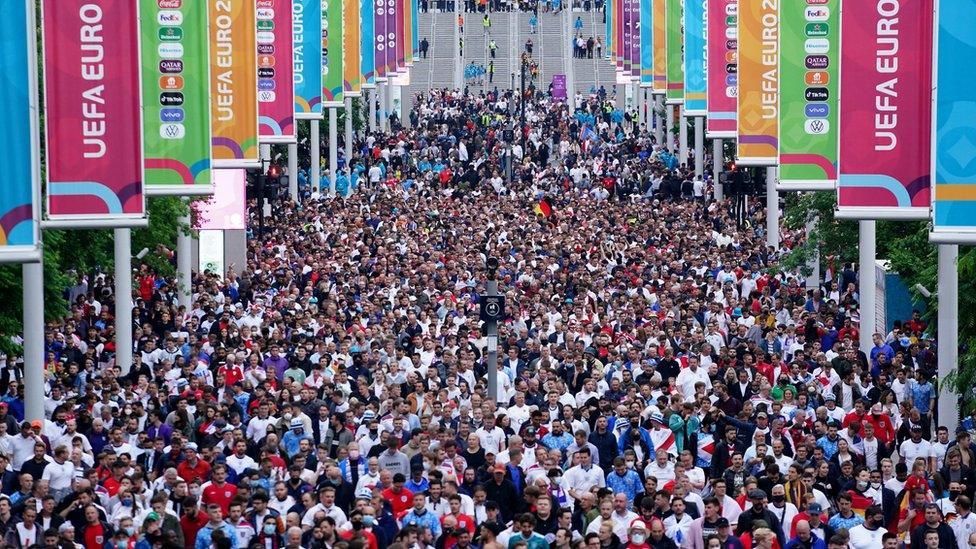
[158,0,182,7]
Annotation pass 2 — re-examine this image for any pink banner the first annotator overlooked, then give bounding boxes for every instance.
[395,0,405,73]
[384,0,397,76]
[194,169,247,230]
[258,0,296,143]
[706,0,736,137]
[836,0,931,216]
[43,0,144,223]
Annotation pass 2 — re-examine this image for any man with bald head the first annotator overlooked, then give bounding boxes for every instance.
[784,520,826,549]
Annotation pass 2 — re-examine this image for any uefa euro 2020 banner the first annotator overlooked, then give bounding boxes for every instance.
[209,0,260,169]
[628,0,640,79]
[931,0,976,242]
[639,0,652,87]
[294,0,324,119]
[652,0,666,94]
[736,0,778,166]
[664,0,684,104]
[344,0,363,95]
[257,0,297,143]
[0,0,41,262]
[836,0,931,219]
[683,0,706,116]
[706,0,735,138]
[361,0,376,87]
[42,0,147,227]
[777,0,837,190]
[322,0,344,106]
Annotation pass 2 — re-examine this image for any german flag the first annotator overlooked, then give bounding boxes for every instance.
[534,197,553,218]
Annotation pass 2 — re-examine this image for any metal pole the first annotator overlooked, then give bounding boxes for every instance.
[385,85,394,131]
[369,87,378,133]
[379,84,388,132]
[665,103,674,153]
[345,96,353,179]
[22,261,44,422]
[329,108,338,194]
[937,244,960,433]
[679,108,688,166]
[805,216,821,289]
[114,228,133,377]
[694,116,704,177]
[288,141,299,201]
[858,220,877,355]
[177,208,192,307]
[311,120,321,192]
[713,138,723,200]
[766,167,779,249]
[520,61,526,152]
[654,95,663,147]
[486,278,499,403]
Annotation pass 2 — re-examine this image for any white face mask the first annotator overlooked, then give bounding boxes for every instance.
[631,533,646,544]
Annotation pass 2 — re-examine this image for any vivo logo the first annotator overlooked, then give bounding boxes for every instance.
[259,79,276,91]
[804,103,829,118]
[160,108,185,123]
[725,74,737,86]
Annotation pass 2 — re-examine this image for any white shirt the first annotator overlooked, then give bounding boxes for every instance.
[41,459,75,490]
[900,439,936,465]
[226,454,258,475]
[644,461,675,484]
[475,426,506,455]
[561,464,606,504]
[847,524,887,549]
[675,366,711,400]
[951,510,976,549]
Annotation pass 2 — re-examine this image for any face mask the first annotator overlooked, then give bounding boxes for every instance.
[121,498,133,507]
[284,413,293,421]
[951,491,961,501]
[626,460,635,469]
[772,495,785,504]
[871,482,882,489]
[631,534,646,544]
[363,516,376,527]
[264,524,277,535]
[856,480,868,491]
[124,526,135,536]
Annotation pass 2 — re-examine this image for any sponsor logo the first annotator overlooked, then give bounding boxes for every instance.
[259,79,276,91]
[804,119,829,134]
[725,50,737,63]
[805,7,829,21]
[258,67,276,78]
[258,20,275,31]
[158,43,184,59]
[807,0,829,4]
[726,40,737,50]
[159,60,184,73]
[805,55,829,69]
[725,27,737,39]
[805,23,828,37]
[258,90,277,102]
[805,70,829,85]
[805,103,830,117]
[160,123,186,139]
[157,0,182,7]
[726,74,737,86]
[159,92,185,106]
[725,16,736,26]
[805,87,829,101]
[158,10,182,25]
[257,31,276,44]
[725,3,737,15]
[159,27,183,41]
[257,0,275,6]
[160,108,185,122]
[259,55,276,67]
[726,63,737,74]
[258,44,276,54]
[805,39,830,54]
[159,75,185,90]
[725,86,737,98]
[257,8,275,18]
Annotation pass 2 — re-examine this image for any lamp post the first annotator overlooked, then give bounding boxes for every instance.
[481,257,503,404]
[520,57,527,153]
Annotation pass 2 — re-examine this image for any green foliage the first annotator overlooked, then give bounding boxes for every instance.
[780,191,858,275]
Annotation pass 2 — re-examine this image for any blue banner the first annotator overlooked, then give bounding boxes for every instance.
[294,0,324,118]
[606,0,613,59]
[932,0,976,241]
[0,0,40,262]
[640,0,652,86]
[683,0,707,115]
[411,0,419,61]
[361,0,376,86]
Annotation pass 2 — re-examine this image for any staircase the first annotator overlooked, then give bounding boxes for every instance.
[572,8,618,100]
[403,12,458,114]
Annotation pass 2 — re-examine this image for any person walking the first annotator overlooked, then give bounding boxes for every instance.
[420,37,430,58]
[489,39,497,58]
[483,13,491,37]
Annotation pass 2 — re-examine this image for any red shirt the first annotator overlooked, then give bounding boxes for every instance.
[180,510,209,549]
[217,364,244,387]
[177,458,212,485]
[202,482,239,514]
[84,523,107,549]
[381,487,415,516]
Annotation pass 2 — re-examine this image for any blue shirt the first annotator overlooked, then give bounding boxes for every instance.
[194,521,239,549]
[605,469,644,505]
[909,380,935,414]
[400,509,442,538]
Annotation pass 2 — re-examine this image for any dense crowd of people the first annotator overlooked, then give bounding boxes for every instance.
[2,86,958,549]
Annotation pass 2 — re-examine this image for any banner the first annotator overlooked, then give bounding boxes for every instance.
[257,0,296,143]
[194,169,247,230]
[411,0,419,62]
[322,0,344,105]
[198,230,225,275]
[374,0,386,81]
[294,0,324,119]
[343,0,362,96]
[683,0,706,115]
[384,0,398,78]
[652,0,666,93]
[616,0,624,69]
[736,0,778,166]
[665,0,683,104]
[209,0,260,168]
[931,0,976,239]
[43,0,146,226]
[777,0,837,189]
[606,0,613,59]
[395,0,406,73]
[639,0,652,86]
[404,0,413,67]
[361,0,376,86]
[836,0,931,218]
[706,0,736,137]
[0,0,40,261]
[629,0,640,78]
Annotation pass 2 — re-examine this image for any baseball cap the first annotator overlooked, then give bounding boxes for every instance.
[807,503,823,514]
[494,464,506,473]
[715,518,730,528]
[145,511,160,523]
[290,418,304,430]
[748,489,767,500]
